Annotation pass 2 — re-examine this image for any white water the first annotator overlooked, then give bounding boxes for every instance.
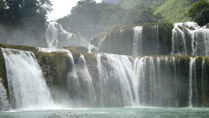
[45,22,60,48]
[171,23,188,55]
[1,47,205,108]
[156,57,161,105]
[201,58,205,106]
[153,25,160,54]
[1,48,55,110]
[0,79,9,111]
[149,57,157,105]
[79,55,96,104]
[133,26,143,56]
[103,54,135,106]
[172,57,178,106]
[188,57,196,107]
[71,54,96,106]
[46,22,88,48]
[171,22,209,56]
[191,29,209,56]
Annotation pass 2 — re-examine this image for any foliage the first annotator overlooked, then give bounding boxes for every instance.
[0,0,52,46]
[127,6,163,24]
[102,0,120,4]
[0,0,52,27]
[188,0,209,26]
[154,0,202,23]
[57,0,162,38]
[120,0,167,9]
[120,0,207,23]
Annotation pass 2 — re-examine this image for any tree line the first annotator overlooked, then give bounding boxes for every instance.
[57,0,163,39]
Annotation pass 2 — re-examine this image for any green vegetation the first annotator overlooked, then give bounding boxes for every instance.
[0,0,52,47]
[102,0,120,4]
[154,0,195,22]
[120,0,167,9]
[121,0,208,23]
[57,0,162,39]
[189,0,209,26]
[0,0,52,27]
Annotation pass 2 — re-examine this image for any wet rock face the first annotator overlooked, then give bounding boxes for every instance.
[90,23,173,56]
[1,42,209,108]
[91,22,209,56]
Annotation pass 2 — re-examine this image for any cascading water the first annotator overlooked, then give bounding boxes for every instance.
[149,57,157,105]
[0,79,9,111]
[171,22,209,56]
[133,26,143,56]
[172,57,178,106]
[153,25,160,54]
[134,56,147,105]
[45,22,60,48]
[1,48,55,110]
[0,47,206,109]
[77,55,96,105]
[201,58,205,107]
[191,29,209,56]
[97,54,135,106]
[69,54,96,107]
[46,22,88,48]
[188,57,196,107]
[171,23,188,55]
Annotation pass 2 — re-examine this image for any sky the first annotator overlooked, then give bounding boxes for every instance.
[47,0,101,21]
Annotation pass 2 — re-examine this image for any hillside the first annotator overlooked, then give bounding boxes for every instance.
[102,0,120,4]
[120,0,208,23]
[121,0,167,9]
[154,0,199,22]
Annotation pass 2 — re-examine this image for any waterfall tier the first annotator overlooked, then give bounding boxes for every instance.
[46,22,89,48]
[1,48,55,110]
[0,43,209,110]
[90,22,209,56]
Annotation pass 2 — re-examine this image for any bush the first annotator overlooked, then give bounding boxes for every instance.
[189,0,209,26]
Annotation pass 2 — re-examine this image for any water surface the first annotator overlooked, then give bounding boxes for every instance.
[1,107,209,118]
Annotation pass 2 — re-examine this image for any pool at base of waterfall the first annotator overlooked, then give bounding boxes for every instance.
[1,107,209,118]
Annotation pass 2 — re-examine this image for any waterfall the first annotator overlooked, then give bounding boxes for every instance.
[96,53,139,106]
[0,79,9,111]
[156,57,161,105]
[73,54,96,106]
[201,58,205,106]
[134,57,147,105]
[149,57,157,105]
[133,26,143,56]
[46,22,87,48]
[172,57,178,107]
[171,22,209,56]
[191,29,209,56]
[96,54,107,107]
[1,48,54,110]
[171,23,187,55]
[45,22,60,48]
[188,57,196,107]
[153,25,160,54]
[101,54,135,106]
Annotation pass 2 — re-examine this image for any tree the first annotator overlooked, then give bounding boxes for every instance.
[0,0,52,26]
[0,0,52,47]
[189,0,209,26]
[128,6,163,24]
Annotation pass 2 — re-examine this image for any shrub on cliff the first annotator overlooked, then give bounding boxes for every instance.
[189,0,209,26]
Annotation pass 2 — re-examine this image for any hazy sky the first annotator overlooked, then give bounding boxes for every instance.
[48,0,101,21]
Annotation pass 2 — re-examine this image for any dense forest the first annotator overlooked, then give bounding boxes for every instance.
[58,0,209,39]
[0,0,52,47]
[0,0,208,46]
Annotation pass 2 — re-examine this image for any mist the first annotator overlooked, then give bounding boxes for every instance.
[1,0,209,117]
